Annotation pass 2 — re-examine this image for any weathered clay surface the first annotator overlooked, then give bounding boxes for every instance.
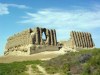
[5,27,57,56]
[4,28,95,56]
[65,31,95,50]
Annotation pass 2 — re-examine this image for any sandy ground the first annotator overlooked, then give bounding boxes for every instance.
[0,50,66,63]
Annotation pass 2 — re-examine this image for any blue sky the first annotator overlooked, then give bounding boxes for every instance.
[0,0,100,55]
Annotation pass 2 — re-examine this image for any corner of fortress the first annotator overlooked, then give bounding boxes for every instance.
[68,31,95,49]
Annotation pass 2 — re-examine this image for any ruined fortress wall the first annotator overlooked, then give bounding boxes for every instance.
[5,29,32,51]
[35,27,57,46]
[30,45,58,54]
[70,31,95,49]
[5,27,58,56]
[5,27,57,50]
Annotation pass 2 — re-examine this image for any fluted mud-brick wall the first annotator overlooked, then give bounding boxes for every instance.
[35,27,57,46]
[6,29,32,50]
[5,27,57,56]
[69,31,95,49]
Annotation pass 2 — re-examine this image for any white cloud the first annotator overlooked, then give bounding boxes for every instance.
[0,3,28,15]
[7,4,29,9]
[20,8,100,30]
[0,3,9,15]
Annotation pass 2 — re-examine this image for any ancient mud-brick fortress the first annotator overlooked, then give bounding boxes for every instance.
[4,27,95,56]
[66,31,95,49]
[4,27,57,55]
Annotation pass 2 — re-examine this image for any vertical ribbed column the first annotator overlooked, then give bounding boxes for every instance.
[83,32,86,48]
[83,32,86,47]
[75,32,79,47]
[90,33,94,47]
[52,30,54,45]
[79,32,82,47]
[88,33,93,47]
[38,28,40,44]
[87,33,90,48]
[46,29,50,45]
[40,28,43,45]
[48,30,51,45]
[74,31,78,47]
[75,32,78,47]
[91,33,94,47]
[77,32,80,47]
[82,32,85,48]
[35,27,39,45]
[80,32,83,48]
[71,31,75,48]
[50,30,53,45]
[85,33,88,48]
[53,30,55,46]
[53,29,57,46]
[74,32,76,48]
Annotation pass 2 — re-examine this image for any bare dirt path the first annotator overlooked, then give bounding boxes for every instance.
[26,65,34,75]
[26,64,60,75]
[37,65,60,75]
[37,65,48,75]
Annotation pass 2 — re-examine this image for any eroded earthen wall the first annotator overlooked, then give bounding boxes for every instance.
[5,27,57,55]
[5,29,33,50]
[34,27,57,46]
[70,31,95,49]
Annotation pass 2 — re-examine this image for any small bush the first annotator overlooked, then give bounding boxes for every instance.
[78,53,92,63]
